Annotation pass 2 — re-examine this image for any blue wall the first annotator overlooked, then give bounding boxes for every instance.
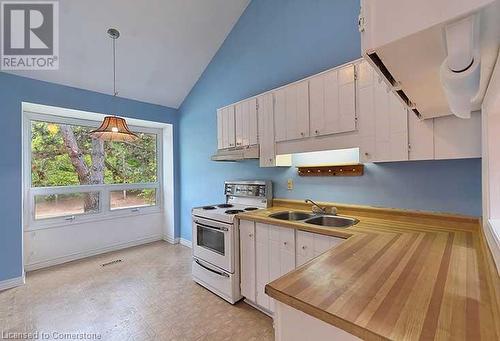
[0,72,179,282]
[178,0,482,241]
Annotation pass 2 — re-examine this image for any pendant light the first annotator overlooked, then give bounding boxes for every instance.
[91,28,138,142]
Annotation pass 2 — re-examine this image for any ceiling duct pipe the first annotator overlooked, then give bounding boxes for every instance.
[440,14,481,119]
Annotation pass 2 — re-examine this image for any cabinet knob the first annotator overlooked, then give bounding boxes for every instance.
[302,245,307,250]
[300,132,304,136]
[315,130,319,134]
[269,158,273,162]
[364,152,369,156]
[248,233,253,237]
[283,241,288,246]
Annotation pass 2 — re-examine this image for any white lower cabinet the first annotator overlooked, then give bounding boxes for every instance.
[239,220,344,315]
[239,220,256,302]
[255,223,295,313]
[296,230,344,267]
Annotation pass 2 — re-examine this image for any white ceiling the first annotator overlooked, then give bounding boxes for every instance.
[7,0,250,108]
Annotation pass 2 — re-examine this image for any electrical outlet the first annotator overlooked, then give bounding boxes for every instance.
[287,179,293,190]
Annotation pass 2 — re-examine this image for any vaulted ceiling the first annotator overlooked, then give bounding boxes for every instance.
[6,0,250,108]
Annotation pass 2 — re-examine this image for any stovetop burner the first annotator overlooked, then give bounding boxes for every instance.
[244,207,259,211]
[202,206,216,210]
[218,204,233,208]
[225,209,244,214]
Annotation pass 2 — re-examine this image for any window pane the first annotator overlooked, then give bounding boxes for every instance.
[35,192,100,220]
[110,189,157,210]
[104,132,157,184]
[31,120,158,187]
[31,121,93,187]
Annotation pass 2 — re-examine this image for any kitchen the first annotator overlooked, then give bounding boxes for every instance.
[1,0,499,340]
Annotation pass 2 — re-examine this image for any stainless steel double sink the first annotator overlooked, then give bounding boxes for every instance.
[268,211,359,228]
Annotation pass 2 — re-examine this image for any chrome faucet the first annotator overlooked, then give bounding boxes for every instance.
[305,199,327,214]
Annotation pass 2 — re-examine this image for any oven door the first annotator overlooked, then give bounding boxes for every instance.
[192,216,233,273]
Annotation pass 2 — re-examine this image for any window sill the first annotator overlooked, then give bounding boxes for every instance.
[25,207,163,232]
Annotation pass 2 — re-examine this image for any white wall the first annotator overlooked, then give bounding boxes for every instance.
[24,213,165,270]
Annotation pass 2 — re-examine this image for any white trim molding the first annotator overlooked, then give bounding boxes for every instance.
[0,274,25,292]
[179,238,192,248]
[163,235,179,244]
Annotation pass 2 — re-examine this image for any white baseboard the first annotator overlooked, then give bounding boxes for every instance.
[179,238,192,248]
[163,235,179,244]
[0,273,25,292]
[25,235,163,271]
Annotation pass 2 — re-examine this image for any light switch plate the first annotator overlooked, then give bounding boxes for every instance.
[287,179,293,190]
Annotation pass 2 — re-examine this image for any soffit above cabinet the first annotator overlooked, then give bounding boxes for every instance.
[361,0,500,119]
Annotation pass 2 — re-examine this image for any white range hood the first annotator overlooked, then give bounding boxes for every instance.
[360,0,500,119]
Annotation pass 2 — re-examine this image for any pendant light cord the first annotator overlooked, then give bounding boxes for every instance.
[113,37,117,97]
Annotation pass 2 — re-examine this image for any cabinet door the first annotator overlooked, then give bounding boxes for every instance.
[258,94,277,167]
[235,98,258,148]
[296,230,315,267]
[216,109,223,150]
[296,231,345,266]
[222,106,236,149]
[274,89,287,142]
[373,79,408,162]
[408,112,434,160]
[433,112,481,159]
[268,225,295,313]
[247,98,258,146]
[255,223,271,310]
[274,81,310,142]
[269,225,295,280]
[357,61,377,162]
[239,220,256,302]
[235,103,245,148]
[313,233,344,257]
[310,65,356,137]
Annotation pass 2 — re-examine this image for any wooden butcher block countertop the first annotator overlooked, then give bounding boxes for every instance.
[237,199,500,341]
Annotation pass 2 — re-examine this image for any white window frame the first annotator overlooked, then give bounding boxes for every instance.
[24,111,163,231]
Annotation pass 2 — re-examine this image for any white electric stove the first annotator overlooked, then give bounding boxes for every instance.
[191,180,272,304]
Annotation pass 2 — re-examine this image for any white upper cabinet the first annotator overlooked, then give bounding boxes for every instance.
[217,106,235,149]
[408,112,434,160]
[217,101,256,150]
[434,111,481,159]
[217,59,481,163]
[216,109,223,150]
[358,60,409,162]
[235,98,258,148]
[309,64,356,137]
[360,0,498,119]
[374,81,409,162]
[274,81,310,142]
[257,93,277,167]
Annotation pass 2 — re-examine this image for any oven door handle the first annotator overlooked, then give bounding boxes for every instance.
[196,222,229,232]
[195,259,230,278]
